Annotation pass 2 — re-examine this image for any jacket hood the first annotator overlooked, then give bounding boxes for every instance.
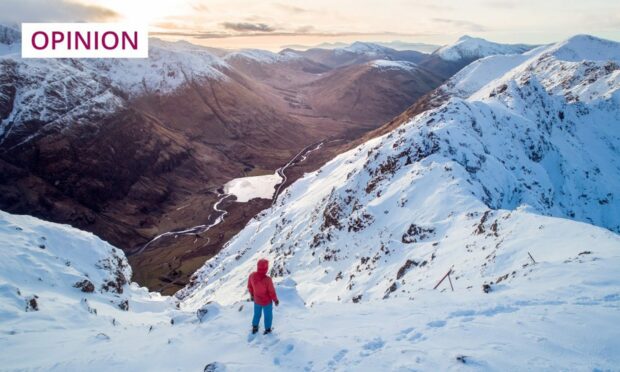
[257,259,269,275]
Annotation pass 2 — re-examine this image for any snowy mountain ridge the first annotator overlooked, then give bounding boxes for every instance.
[340,41,394,55]
[370,59,418,71]
[434,35,536,62]
[179,34,620,308]
[0,32,231,145]
[1,33,620,370]
[223,49,303,64]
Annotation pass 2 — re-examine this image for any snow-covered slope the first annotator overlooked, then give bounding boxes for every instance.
[181,34,620,308]
[0,24,19,56]
[2,210,619,371]
[340,41,394,55]
[86,39,229,94]
[0,31,230,143]
[434,35,536,61]
[2,34,620,371]
[0,210,171,323]
[224,49,302,64]
[370,59,418,71]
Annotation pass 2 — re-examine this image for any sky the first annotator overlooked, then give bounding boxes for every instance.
[1,0,619,51]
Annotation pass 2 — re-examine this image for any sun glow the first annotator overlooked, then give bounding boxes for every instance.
[36,0,620,51]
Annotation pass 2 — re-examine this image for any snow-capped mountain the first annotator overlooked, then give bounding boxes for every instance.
[0,29,236,152]
[1,34,620,371]
[180,34,620,307]
[0,23,457,295]
[0,33,229,146]
[417,35,538,79]
[434,35,535,62]
[224,48,303,64]
[296,42,428,69]
[0,24,318,294]
[86,39,229,95]
[340,41,395,55]
[369,59,419,71]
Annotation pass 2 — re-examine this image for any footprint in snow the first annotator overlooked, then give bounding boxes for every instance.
[260,335,280,352]
[273,343,294,365]
[360,338,385,357]
[328,349,348,368]
[282,343,294,355]
[448,309,476,318]
[427,320,446,328]
[396,327,414,341]
[408,331,425,343]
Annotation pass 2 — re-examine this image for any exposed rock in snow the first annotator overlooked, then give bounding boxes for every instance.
[0,210,172,325]
[0,24,20,56]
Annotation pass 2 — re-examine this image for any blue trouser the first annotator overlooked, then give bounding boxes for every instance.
[252,302,273,329]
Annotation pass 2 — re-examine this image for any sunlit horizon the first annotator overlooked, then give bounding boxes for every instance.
[1,0,618,51]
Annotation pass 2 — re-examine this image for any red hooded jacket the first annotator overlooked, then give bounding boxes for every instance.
[247,259,278,306]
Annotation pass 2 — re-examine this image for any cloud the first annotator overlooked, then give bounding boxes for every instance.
[0,0,118,24]
[294,25,315,33]
[221,22,275,32]
[482,0,516,8]
[152,29,432,40]
[191,2,209,13]
[432,18,487,32]
[273,3,315,14]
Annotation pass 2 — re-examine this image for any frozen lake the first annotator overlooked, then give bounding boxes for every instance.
[223,172,282,202]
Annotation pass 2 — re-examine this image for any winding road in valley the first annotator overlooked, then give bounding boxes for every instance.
[135,139,328,255]
[135,193,231,255]
[272,140,325,205]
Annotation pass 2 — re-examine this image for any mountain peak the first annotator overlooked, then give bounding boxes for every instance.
[457,35,476,42]
[435,36,535,61]
[550,34,620,62]
[343,41,392,54]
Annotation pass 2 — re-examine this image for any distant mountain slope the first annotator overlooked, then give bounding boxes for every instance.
[434,35,535,61]
[281,40,440,53]
[0,26,551,294]
[179,35,620,307]
[295,42,428,68]
[419,35,538,78]
[300,60,443,131]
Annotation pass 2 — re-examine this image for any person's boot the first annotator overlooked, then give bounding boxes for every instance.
[252,325,259,334]
[263,328,272,335]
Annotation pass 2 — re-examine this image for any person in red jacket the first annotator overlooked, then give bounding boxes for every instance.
[248,258,279,334]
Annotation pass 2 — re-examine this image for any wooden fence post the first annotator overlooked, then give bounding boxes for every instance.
[434,265,455,291]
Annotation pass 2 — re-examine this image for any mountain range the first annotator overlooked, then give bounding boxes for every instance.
[0,33,619,370]
[0,24,534,293]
